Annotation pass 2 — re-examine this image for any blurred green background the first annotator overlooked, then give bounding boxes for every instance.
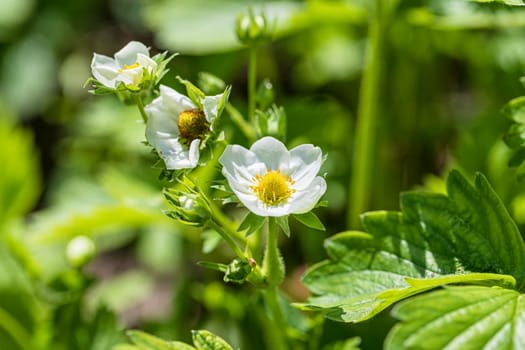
[2,0,525,349]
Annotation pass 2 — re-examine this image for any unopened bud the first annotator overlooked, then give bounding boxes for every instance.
[165,189,211,226]
[224,259,253,284]
[236,9,273,46]
[66,236,96,268]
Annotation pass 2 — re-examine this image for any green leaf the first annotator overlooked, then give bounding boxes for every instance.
[177,76,205,109]
[469,0,525,5]
[0,119,40,227]
[238,212,266,237]
[293,212,325,231]
[386,286,525,350]
[191,330,234,350]
[301,170,525,322]
[126,330,175,350]
[276,216,290,237]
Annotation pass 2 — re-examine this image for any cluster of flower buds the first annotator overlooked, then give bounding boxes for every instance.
[163,176,212,226]
[236,9,273,46]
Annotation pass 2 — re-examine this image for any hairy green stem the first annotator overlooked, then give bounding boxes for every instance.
[263,218,284,286]
[261,217,288,350]
[264,287,289,350]
[225,103,255,143]
[347,0,389,228]
[248,46,257,124]
[135,94,149,123]
[208,219,246,260]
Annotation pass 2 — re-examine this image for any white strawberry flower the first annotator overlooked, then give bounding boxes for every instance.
[219,136,327,217]
[91,41,158,89]
[145,85,225,169]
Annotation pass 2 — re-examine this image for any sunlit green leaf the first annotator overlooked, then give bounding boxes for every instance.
[386,286,525,350]
[192,330,234,350]
[127,330,175,350]
[301,170,525,322]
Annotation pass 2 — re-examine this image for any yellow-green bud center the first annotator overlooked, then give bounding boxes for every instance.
[177,108,209,146]
[250,169,296,206]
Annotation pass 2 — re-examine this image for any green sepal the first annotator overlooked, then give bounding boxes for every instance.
[191,330,234,350]
[238,212,266,237]
[275,215,290,237]
[197,261,228,272]
[293,212,325,231]
[223,258,253,284]
[177,76,205,109]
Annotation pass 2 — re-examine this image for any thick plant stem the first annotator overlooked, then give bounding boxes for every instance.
[263,218,284,286]
[225,103,256,143]
[135,94,148,123]
[264,287,289,350]
[208,220,246,260]
[262,217,288,350]
[347,0,388,228]
[248,46,257,124]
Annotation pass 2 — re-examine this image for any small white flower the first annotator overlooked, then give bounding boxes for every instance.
[219,136,327,217]
[145,85,225,169]
[91,41,157,89]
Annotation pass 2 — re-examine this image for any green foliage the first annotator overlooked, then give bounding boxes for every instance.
[503,95,525,178]
[292,212,325,231]
[386,286,525,350]
[301,170,525,324]
[237,212,265,237]
[116,329,234,350]
[0,119,40,227]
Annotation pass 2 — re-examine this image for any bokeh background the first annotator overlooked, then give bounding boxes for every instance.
[2,0,525,349]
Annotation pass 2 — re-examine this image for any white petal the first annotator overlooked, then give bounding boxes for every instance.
[159,85,195,116]
[91,53,119,88]
[187,139,200,167]
[136,53,158,71]
[114,41,149,67]
[117,67,143,86]
[202,93,224,124]
[250,136,290,171]
[219,144,258,178]
[288,144,323,190]
[288,176,327,214]
[146,97,198,169]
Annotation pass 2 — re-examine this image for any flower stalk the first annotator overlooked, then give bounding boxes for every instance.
[248,47,257,124]
[347,0,394,228]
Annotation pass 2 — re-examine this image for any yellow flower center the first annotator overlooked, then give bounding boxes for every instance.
[177,109,209,146]
[250,169,295,206]
[118,62,140,73]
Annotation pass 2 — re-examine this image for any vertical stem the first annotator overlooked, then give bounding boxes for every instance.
[248,46,258,124]
[262,217,288,350]
[262,218,284,286]
[347,0,388,228]
[264,287,289,350]
[135,94,148,123]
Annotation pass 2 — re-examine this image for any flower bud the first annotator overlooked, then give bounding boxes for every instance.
[66,236,96,268]
[198,72,226,95]
[236,9,272,46]
[223,258,253,284]
[164,188,211,226]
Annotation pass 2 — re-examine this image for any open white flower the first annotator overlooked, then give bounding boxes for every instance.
[145,85,225,169]
[219,136,327,217]
[91,41,157,89]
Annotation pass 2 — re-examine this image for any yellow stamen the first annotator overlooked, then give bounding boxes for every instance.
[250,169,295,206]
[118,62,140,73]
